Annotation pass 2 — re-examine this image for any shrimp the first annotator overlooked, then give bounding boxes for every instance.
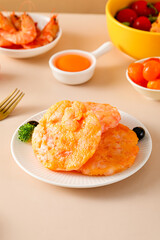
[40,15,59,43]
[10,13,41,38]
[0,12,16,47]
[0,13,37,45]
[23,15,59,49]
[10,12,21,30]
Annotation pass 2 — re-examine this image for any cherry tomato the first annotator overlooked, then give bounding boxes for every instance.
[116,8,137,24]
[154,2,160,12]
[143,58,160,66]
[128,62,147,86]
[131,1,148,16]
[143,60,160,81]
[132,16,151,31]
[147,79,160,89]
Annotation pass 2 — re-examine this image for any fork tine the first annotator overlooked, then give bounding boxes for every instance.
[3,92,25,114]
[0,89,20,111]
[0,88,18,108]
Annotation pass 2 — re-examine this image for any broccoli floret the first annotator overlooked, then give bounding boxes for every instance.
[18,123,36,142]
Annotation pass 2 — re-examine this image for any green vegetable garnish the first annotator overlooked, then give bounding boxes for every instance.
[148,15,158,23]
[122,22,130,26]
[18,123,36,142]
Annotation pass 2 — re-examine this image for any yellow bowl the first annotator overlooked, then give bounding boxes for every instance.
[106,0,160,59]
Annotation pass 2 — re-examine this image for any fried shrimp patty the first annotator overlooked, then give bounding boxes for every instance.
[84,102,121,133]
[80,124,139,176]
[32,101,101,171]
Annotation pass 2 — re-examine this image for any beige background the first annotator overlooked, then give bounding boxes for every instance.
[0,0,107,13]
[0,13,160,240]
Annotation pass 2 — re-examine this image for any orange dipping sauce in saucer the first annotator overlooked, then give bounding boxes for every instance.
[54,54,91,72]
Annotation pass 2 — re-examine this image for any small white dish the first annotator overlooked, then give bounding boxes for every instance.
[11,110,152,188]
[126,57,160,100]
[49,41,113,85]
[0,13,62,58]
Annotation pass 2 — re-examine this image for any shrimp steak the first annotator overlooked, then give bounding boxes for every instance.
[32,101,101,171]
[80,124,139,176]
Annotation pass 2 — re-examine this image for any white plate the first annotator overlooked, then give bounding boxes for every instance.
[0,13,62,58]
[11,110,152,188]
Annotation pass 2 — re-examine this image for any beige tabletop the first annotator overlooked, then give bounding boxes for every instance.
[0,13,160,240]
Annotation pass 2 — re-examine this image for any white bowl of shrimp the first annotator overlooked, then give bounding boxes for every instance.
[0,12,62,58]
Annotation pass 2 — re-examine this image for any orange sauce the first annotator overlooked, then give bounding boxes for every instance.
[54,54,91,72]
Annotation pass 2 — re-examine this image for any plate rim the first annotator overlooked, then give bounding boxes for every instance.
[11,109,152,188]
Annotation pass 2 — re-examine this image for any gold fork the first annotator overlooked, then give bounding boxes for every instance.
[0,88,25,120]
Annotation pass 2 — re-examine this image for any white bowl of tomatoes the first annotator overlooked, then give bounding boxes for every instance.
[126,57,160,100]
